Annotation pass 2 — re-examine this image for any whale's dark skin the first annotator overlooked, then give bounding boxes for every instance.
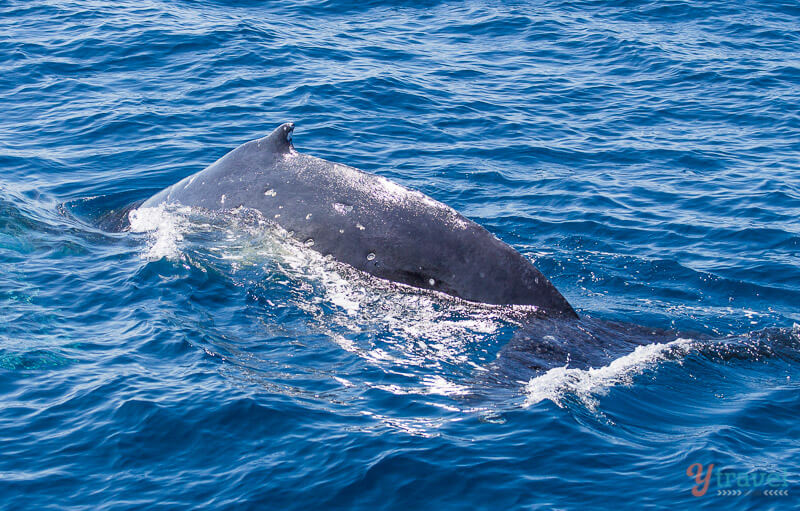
[142,123,577,317]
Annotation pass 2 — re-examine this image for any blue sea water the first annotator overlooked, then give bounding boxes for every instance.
[1,0,799,508]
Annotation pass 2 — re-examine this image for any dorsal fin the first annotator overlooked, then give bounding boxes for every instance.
[260,122,295,154]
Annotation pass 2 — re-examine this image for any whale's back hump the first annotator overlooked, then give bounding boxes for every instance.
[139,123,577,317]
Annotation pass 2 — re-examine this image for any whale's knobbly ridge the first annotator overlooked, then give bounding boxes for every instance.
[142,123,577,317]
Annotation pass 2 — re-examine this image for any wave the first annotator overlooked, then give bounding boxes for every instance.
[522,323,800,411]
[524,338,693,410]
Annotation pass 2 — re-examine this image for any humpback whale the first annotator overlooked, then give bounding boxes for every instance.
[141,123,577,317]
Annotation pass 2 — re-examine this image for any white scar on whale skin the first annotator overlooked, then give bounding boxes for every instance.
[183,175,198,189]
[327,161,470,231]
[333,203,353,215]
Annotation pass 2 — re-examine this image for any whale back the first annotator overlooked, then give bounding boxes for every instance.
[142,124,577,317]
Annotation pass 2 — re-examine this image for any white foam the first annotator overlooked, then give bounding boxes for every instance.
[128,205,191,260]
[127,205,510,394]
[524,338,694,410]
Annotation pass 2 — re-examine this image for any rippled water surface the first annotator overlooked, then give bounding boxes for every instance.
[2,1,799,509]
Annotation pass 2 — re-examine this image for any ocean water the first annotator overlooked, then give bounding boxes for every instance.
[1,0,799,508]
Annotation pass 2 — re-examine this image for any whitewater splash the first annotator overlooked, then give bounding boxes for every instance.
[524,338,695,410]
[125,204,513,396]
[129,204,192,260]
